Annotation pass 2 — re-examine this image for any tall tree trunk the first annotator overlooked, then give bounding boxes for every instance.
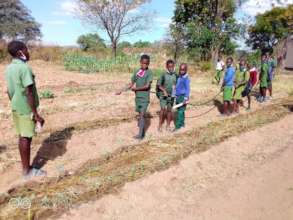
[212,46,220,67]
[112,41,117,59]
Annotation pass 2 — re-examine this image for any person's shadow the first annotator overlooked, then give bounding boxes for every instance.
[284,104,293,112]
[214,99,224,114]
[144,112,152,133]
[0,145,7,154]
[32,127,74,169]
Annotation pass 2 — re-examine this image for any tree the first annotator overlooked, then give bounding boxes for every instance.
[165,23,185,62]
[172,0,241,61]
[133,40,151,48]
[247,4,293,51]
[0,0,41,42]
[77,33,106,51]
[77,0,152,58]
[118,41,132,49]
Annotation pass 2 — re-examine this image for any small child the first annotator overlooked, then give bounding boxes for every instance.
[157,59,177,132]
[242,62,258,110]
[221,57,236,116]
[116,54,153,140]
[5,41,45,179]
[214,57,225,84]
[174,63,190,131]
[259,54,269,103]
[233,59,249,113]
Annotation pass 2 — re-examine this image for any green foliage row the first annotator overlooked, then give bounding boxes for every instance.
[63,52,140,73]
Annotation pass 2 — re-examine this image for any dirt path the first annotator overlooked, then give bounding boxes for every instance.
[57,114,293,220]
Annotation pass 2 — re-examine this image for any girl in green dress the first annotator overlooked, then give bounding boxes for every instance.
[233,59,249,113]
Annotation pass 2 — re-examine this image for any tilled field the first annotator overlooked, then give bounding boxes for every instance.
[0,61,292,219]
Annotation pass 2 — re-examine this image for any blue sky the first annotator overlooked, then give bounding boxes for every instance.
[21,0,175,46]
[21,0,293,46]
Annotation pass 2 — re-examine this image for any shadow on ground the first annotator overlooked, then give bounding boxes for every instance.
[214,99,224,114]
[32,127,74,169]
[283,104,293,112]
[0,145,7,154]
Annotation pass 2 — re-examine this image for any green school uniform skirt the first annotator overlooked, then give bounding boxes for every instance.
[223,86,233,102]
[135,97,149,113]
[234,85,245,100]
[260,74,268,88]
[12,111,35,138]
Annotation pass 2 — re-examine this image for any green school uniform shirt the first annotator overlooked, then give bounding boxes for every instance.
[235,68,249,87]
[260,62,269,88]
[131,69,153,102]
[157,71,177,95]
[234,68,249,100]
[5,59,39,115]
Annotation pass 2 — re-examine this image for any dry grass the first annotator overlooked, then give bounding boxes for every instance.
[0,98,292,220]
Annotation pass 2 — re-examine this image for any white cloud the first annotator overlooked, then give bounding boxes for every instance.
[61,0,78,15]
[52,0,78,16]
[238,0,293,18]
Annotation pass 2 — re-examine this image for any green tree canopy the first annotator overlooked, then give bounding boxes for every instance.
[0,0,41,42]
[77,33,106,52]
[172,0,241,61]
[247,4,293,51]
[118,41,132,49]
[133,40,151,48]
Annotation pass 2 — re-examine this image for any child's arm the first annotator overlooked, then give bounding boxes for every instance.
[115,82,135,95]
[158,84,168,97]
[157,74,168,96]
[21,66,44,125]
[132,82,152,92]
[26,85,44,125]
[6,90,11,101]
[184,77,190,104]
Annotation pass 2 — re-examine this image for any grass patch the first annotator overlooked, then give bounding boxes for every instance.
[40,90,55,99]
[0,98,292,219]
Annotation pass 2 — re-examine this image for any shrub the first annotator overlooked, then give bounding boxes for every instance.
[40,90,55,99]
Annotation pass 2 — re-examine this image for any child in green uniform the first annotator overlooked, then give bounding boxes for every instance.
[5,41,45,178]
[221,57,236,116]
[259,54,269,103]
[233,59,249,113]
[157,59,177,132]
[266,52,277,98]
[116,54,153,139]
[174,63,190,130]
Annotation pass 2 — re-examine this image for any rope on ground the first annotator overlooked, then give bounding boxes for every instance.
[189,90,222,108]
[186,106,218,118]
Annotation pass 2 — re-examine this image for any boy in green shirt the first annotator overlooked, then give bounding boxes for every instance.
[259,54,269,103]
[157,59,177,132]
[116,54,153,140]
[5,41,45,178]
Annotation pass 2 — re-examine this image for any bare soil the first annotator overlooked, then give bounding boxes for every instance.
[57,114,293,220]
[0,61,293,219]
